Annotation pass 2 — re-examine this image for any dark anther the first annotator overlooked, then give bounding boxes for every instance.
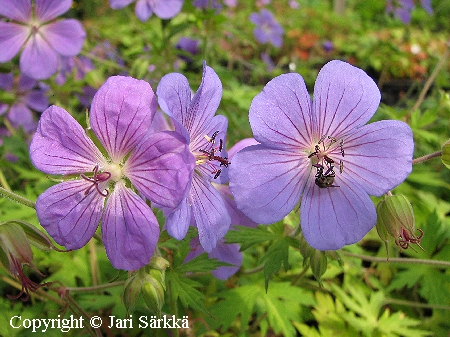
[214,169,222,179]
[210,131,219,143]
[339,139,344,156]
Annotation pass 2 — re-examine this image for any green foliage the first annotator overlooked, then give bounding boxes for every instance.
[208,282,314,337]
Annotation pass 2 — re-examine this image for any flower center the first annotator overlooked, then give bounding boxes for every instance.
[80,165,112,197]
[195,131,230,179]
[308,135,345,188]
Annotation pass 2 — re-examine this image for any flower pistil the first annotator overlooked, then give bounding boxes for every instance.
[308,135,345,188]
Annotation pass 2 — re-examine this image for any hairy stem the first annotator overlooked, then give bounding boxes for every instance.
[0,186,36,209]
[412,150,442,164]
[343,251,450,268]
[64,281,125,293]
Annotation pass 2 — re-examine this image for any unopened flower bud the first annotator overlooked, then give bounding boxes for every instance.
[122,257,170,316]
[0,222,50,300]
[141,273,166,317]
[123,275,142,314]
[376,194,423,254]
[149,256,170,272]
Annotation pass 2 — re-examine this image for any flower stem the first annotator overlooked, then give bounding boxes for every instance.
[80,50,127,72]
[412,151,442,164]
[411,38,450,113]
[64,281,125,293]
[0,186,36,209]
[343,251,450,268]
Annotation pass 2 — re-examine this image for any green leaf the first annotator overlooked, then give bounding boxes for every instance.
[263,238,290,291]
[166,270,207,313]
[225,225,279,251]
[208,282,312,336]
[208,284,260,332]
[175,253,229,274]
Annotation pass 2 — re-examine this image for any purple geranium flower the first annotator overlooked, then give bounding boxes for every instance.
[0,0,86,80]
[175,37,200,63]
[55,55,95,86]
[184,139,258,280]
[30,76,195,270]
[0,72,48,132]
[109,0,184,21]
[249,9,284,48]
[229,60,414,250]
[156,62,231,253]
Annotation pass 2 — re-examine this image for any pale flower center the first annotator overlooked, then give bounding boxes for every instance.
[194,131,230,179]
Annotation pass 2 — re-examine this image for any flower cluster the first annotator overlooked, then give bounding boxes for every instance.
[0,73,48,132]
[0,0,86,80]
[29,60,414,276]
[249,9,284,48]
[109,0,184,21]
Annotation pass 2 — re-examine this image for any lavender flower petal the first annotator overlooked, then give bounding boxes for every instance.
[229,144,308,224]
[41,19,86,56]
[90,76,157,162]
[165,199,192,240]
[0,0,31,22]
[124,131,195,208]
[156,72,192,142]
[34,0,72,22]
[102,182,160,270]
[301,177,376,250]
[135,0,153,21]
[8,103,37,132]
[227,138,259,159]
[36,180,103,249]
[150,0,183,19]
[109,0,134,9]
[30,105,104,174]
[249,73,313,150]
[191,175,230,253]
[0,72,14,90]
[18,74,38,91]
[20,35,59,79]
[341,120,413,196]
[187,63,222,140]
[156,72,192,125]
[214,184,257,228]
[22,90,49,112]
[420,0,433,14]
[0,22,29,62]
[313,60,381,138]
[210,240,242,279]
